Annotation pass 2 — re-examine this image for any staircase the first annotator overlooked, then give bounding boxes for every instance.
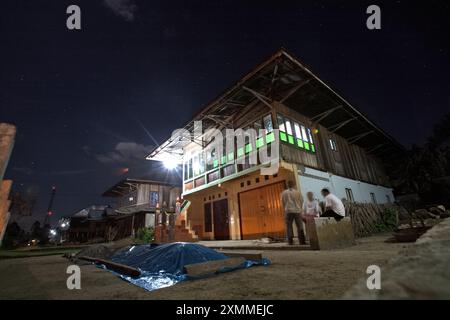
[155,200,199,243]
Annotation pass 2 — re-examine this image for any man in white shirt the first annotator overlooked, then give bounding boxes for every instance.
[281,180,306,245]
[302,191,322,220]
[320,188,345,221]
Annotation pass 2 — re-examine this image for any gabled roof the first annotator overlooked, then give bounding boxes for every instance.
[147,48,404,161]
[71,205,115,220]
[102,177,180,198]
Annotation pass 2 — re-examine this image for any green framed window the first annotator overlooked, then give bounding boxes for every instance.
[277,114,285,132]
[263,114,274,133]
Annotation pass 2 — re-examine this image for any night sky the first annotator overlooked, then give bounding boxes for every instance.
[1,0,449,228]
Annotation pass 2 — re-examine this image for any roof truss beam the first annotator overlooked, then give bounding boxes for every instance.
[366,143,387,154]
[328,117,357,133]
[280,79,310,103]
[347,130,374,144]
[242,86,273,109]
[311,105,343,123]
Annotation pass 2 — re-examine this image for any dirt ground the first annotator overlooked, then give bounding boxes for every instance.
[0,234,410,300]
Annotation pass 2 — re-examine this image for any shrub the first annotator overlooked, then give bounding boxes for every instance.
[376,207,398,232]
[134,227,155,244]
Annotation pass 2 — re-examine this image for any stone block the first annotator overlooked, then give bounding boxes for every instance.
[306,217,355,250]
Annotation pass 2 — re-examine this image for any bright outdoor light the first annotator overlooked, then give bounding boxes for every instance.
[49,229,57,236]
[163,157,178,170]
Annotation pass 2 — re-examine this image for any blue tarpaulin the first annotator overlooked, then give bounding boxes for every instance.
[107,242,270,292]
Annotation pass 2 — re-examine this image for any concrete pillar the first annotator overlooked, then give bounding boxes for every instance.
[0,123,16,245]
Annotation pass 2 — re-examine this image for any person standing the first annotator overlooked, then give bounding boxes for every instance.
[281,180,306,245]
[302,191,322,220]
[320,188,345,221]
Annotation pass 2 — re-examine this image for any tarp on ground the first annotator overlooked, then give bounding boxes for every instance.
[107,242,270,291]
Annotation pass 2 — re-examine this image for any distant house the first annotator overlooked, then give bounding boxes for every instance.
[67,205,127,243]
[68,175,182,243]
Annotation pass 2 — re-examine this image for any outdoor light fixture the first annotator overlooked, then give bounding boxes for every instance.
[49,229,57,236]
[163,156,178,170]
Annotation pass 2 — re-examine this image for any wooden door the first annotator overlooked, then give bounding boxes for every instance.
[238,181,286,239]
[212,199,230,240]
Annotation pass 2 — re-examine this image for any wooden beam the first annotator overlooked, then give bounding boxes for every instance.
[329,117,357,133]
[365,143,386,154]
[311,105,343,122]
[280,79,310,103]
[347,131,374,144]
[242,86,273,109]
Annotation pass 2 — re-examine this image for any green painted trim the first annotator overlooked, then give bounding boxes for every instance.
[228,152,234,161]
[297,139,304,148]
[280,132,287,142]
[288,135,294,144]
[256,137,264,148]
[266,132,275,143]
[237,147,244,157]
[221,156,227,164]
[213,159,219,168]
[311,144,315,153]
[245,143,252,153]
[304,142,310,150]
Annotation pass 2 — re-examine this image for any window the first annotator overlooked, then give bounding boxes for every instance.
[345,188,354,202]
[264,114,275,143]
[285,119,293,135]
[370,193,377,204]
[301,125,308,142]
[386,195,391,203]
[193,154,200,176]
[263,114,273,132]
[277,114,285,132]
[285,118,295,144]
[149,191,159,207]
[206,145,217,171]
[329,138,337,151]
[276,113,316,152]
[254,120,262,137]
[187,158,193,179]
[277,114,287,142]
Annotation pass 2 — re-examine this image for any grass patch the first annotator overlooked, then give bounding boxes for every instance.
[0,248,80,260]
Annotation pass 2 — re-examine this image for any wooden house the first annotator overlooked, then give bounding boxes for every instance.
[147,49,404,241]
[68,175,182,243]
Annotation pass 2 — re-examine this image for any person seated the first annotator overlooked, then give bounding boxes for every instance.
[320,188,345,221]
[302,191,322,221]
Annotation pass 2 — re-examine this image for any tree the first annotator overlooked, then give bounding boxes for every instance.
[391,113,450,207]
[2,222,26,248]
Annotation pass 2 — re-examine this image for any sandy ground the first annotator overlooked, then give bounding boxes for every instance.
[0,234,410,300]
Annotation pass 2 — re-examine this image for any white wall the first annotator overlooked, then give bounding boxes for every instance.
[298,167,394,204]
